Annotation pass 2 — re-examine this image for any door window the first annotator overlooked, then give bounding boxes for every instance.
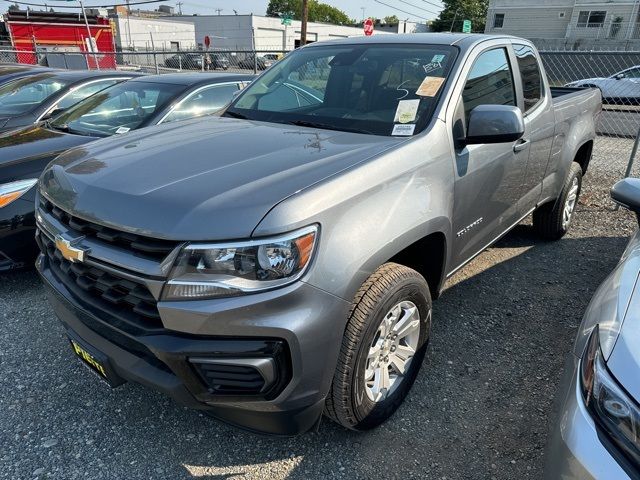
[462,47,516,122]
[56,79,121,110]
[162,83,240,123]
[513,44,543,113]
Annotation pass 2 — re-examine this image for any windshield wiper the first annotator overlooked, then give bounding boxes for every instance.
[224,110,249,119]
[44,120,69,133]
[287,120,373,135]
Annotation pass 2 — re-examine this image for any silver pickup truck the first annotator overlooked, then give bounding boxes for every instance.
[35,34,601,435]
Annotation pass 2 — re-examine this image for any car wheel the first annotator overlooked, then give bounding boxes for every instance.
[533,162,582,240]
[324,262,431,430]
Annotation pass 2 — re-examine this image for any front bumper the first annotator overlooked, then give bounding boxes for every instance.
[37,253,351,435]
[0,192,38,272]
[544,355,634,479]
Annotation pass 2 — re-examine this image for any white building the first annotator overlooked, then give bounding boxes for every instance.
[164,14,391,51]
[111,14,196,51]
[485,0,640,48]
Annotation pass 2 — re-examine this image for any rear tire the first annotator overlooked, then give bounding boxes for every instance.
[324,263,431,430]
[533,162,582,240]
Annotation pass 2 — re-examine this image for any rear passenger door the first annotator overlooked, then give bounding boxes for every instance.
[511,43,555,213]
[450,45,529,270]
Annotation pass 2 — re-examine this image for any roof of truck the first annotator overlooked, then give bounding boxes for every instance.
[306,33,522,48]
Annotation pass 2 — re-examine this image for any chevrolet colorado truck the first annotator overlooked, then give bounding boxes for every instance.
[35,34,601,435]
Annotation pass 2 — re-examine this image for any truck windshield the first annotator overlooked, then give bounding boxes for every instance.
[49,81,185,137]
[225,43,457,136]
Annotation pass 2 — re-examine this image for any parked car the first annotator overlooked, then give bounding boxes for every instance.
[164,52,228,71]
[0,72,253,272]
[0,64,55,86]
[566,65,640,104]
[545,177,640,479]
[238,54,273,70]
[35,34,600,435]
[0,70,142,133]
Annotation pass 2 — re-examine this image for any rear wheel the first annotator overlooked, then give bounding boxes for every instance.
[533,162,582,240]
[325,263,431,430]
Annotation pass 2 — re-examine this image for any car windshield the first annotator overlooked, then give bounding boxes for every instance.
[49,80,185,137]
[225,43,457,136]
[0,74,68,116]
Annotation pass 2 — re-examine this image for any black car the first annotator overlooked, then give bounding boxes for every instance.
[0,64,56,86]
[238,54,274,71]
[0,70,142,133]
[0,72,253,272]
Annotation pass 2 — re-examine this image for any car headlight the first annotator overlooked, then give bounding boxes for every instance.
[581,326,640,467]
[0,178,38,208]
[162,225,318,300]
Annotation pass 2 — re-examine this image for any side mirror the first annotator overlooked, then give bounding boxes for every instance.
[465,105,525,145]
[611,178,640,217]
[41,107,65,121]
[615,73,625,80]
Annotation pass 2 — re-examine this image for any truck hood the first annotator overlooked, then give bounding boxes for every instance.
[40,116,400,241]
[0,125,93,183]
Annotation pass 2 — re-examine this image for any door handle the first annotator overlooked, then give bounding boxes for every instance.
[513,138,530,153]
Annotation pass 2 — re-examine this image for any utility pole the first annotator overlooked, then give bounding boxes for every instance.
[449,8,459,32]
[361,7,365,23]
[126,0,132,49]
[176,1,183,15]
[79,0,99,69]
[215,8,222,15]
[300,0,308,46]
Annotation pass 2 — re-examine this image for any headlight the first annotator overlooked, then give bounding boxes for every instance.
[581,326,640,467]
[0,178,38,208]
[162,225,318,300]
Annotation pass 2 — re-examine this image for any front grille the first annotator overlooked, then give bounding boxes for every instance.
[39,231,162,329]
[40,197,177,261]
[192,362,266,395]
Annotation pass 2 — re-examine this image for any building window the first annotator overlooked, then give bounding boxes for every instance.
[577,10,607,28]
[493,13,505,28]
[559,12,565,18]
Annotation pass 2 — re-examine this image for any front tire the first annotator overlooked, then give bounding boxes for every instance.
[325,263,432,430]
[533,162,582,240]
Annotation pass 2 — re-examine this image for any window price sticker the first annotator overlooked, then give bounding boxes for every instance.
[392,124,416,136]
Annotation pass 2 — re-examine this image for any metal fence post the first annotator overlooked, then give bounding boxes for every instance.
[624,124,640,178]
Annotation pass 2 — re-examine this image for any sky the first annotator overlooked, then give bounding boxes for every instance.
[28,0,444,23]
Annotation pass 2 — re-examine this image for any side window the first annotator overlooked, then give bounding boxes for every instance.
[462,47,515,122]
[513,44,543,113]
[623,68,640,78]
[56,79,120,110]
[162,83,239,123]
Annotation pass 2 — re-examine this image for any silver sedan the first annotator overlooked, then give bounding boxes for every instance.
[545,177,640,479]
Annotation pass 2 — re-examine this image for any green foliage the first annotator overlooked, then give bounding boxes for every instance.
[431,0,489,33]
[266,0,350,25]
[384,15,399,25]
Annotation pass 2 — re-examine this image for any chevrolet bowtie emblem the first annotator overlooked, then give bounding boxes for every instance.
[54,235,89,263]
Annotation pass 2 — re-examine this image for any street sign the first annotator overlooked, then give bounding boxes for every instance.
[364,18,374,36]
[281,15,292,26]
[462,19,472,33]
[204,35,211,48]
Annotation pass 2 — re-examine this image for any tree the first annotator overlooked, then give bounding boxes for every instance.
[384,15,399,25]
[266,0,350,25]
[431,0,489,33]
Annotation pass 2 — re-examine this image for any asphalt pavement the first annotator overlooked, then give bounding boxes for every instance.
[1,139,638,479]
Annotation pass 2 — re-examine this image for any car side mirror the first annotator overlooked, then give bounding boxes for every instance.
[41,107,66,121]
[465,105,525,145]
[611,178,640,223]
[615,73,625,80]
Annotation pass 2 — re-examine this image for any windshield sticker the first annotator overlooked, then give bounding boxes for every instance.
[416,76,445,97]
[394,99,420,124]
[392,124,416,136]
[431,54,446,63]
[115,126,130,134]
[396,80,411,100]
[423,62,442,74]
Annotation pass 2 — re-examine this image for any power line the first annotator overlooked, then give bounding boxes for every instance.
[1,0,169,8]
[397,0,440,16]
[373,0,429,21]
